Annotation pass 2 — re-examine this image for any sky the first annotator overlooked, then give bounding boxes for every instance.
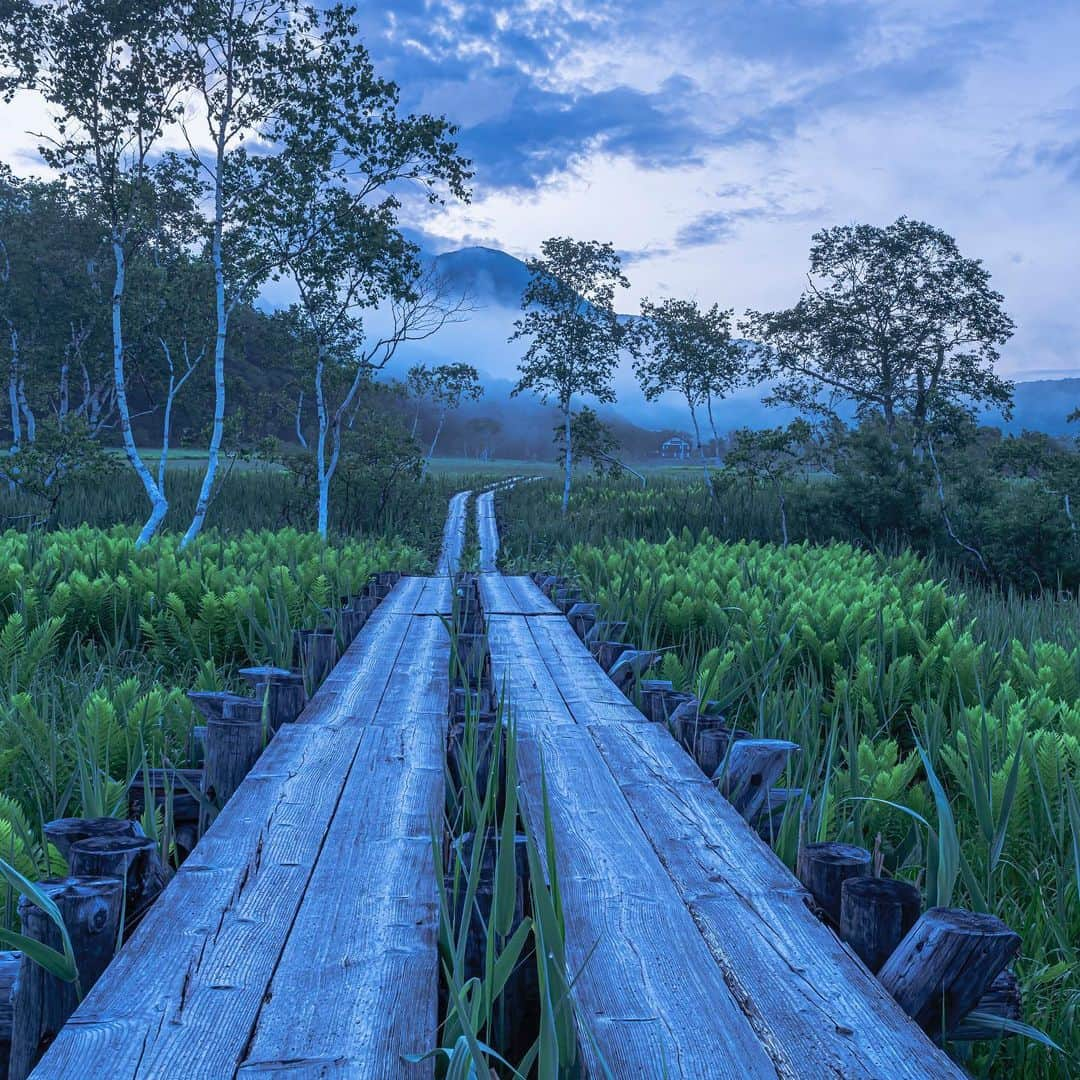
[347,0,1080,381]
[1,0,1078,383]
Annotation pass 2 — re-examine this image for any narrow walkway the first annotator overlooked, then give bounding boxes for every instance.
[476,490,963,1077]
[32,577,452,1078]
[437,489,471,575]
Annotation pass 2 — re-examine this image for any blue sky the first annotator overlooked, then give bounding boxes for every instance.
[350,0,1080,380]
[2,0,1077,380]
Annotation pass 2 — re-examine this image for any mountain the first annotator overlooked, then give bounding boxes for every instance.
[432,246,533,308]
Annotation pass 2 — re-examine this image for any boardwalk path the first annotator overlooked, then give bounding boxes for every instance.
[33,577,452,1078]
[32,486,962,1077]
[477,494,963,1078]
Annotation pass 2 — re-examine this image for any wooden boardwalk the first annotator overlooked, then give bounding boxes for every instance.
[481,575,962,1077]
[27,489,967,1077]
[437,489,471,575]
[476,489,499,572]
[32,576,452,1079]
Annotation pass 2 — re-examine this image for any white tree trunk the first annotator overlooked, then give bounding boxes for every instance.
[421,410,446,479]
[18,378,35,443]
[561,403,572,515]
[689,404,714,497]
[182,226,227,548]
[295,390,308,449]
[314,348,330,539]
[111,239,169,547]
[8,328,20,452]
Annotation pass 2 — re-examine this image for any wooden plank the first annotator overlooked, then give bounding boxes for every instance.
[479,574,559,616]
[31,579,433,1079]
[239,607,450,1075]
[526,610,965,1078]
[437,490,470,576]
[477,489,499,572]
[525,616,645,714]
[486,613,779,1079]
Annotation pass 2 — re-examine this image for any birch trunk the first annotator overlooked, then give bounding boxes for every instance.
[8,328,20,452]
[181,225,226,548]
[111,239,169,546]
[561,403,572,515]
[689,404,714,498]
[421,410,446,479]
[314,347,330,539]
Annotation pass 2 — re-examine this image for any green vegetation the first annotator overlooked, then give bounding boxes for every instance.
[0,525,424,897]
[498,479,1080,1076]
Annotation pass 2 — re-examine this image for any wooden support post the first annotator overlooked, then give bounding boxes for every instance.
[68,835,166,930]
[185,689,251,723]
[239,666,307,731]
[606,649,660,692]
[878,908,1021,1040]
[187,725,207,768]
[202,701,265,829]
[839,876,922,973]
[585,619,627,645]
[553,587,582,613]
[637,679,674,724]
[43,818,141,863]
[128,768,204,829]
[716,738,800,824]
[796,842,872,925]
[0,949,19,1079]
[951,968,1022,1040]
[590,640,629,671]
[694,725,751,778]
[294,629,338,694]
[566,602,599,640]
[753,787,808,841]
[9,877,123,1080]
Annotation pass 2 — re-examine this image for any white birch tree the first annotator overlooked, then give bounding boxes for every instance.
[1,0,194,545]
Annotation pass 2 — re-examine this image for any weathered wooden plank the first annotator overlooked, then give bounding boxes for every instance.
[486,613,778,1079]
[30,579,432,1079]
[477,489,499,572]
[238,607,450,1075]
[437,490,470,576]
[524,609,964,1078]
[479,574,559,615]
[587,720,963,1078]
[524,615,645,714]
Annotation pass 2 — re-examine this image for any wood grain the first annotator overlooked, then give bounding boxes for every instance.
[485,611,778,1079]
[519,600,964,1078]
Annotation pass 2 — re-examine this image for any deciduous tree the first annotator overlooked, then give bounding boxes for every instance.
[628,297,746,496]
[511,237,628,514]
[743,218,1014,442]
[1,0,194,544]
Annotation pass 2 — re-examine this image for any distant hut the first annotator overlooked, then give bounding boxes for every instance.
[660,436,691,460]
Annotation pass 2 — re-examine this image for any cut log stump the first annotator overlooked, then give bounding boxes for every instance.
[68,835,166,931]
[877,907,1021,1040]
[717,738,801,823]
[43,818,141,863]
[8,877,123,1080]
[839,876,921,973]
[796,841,871,925]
